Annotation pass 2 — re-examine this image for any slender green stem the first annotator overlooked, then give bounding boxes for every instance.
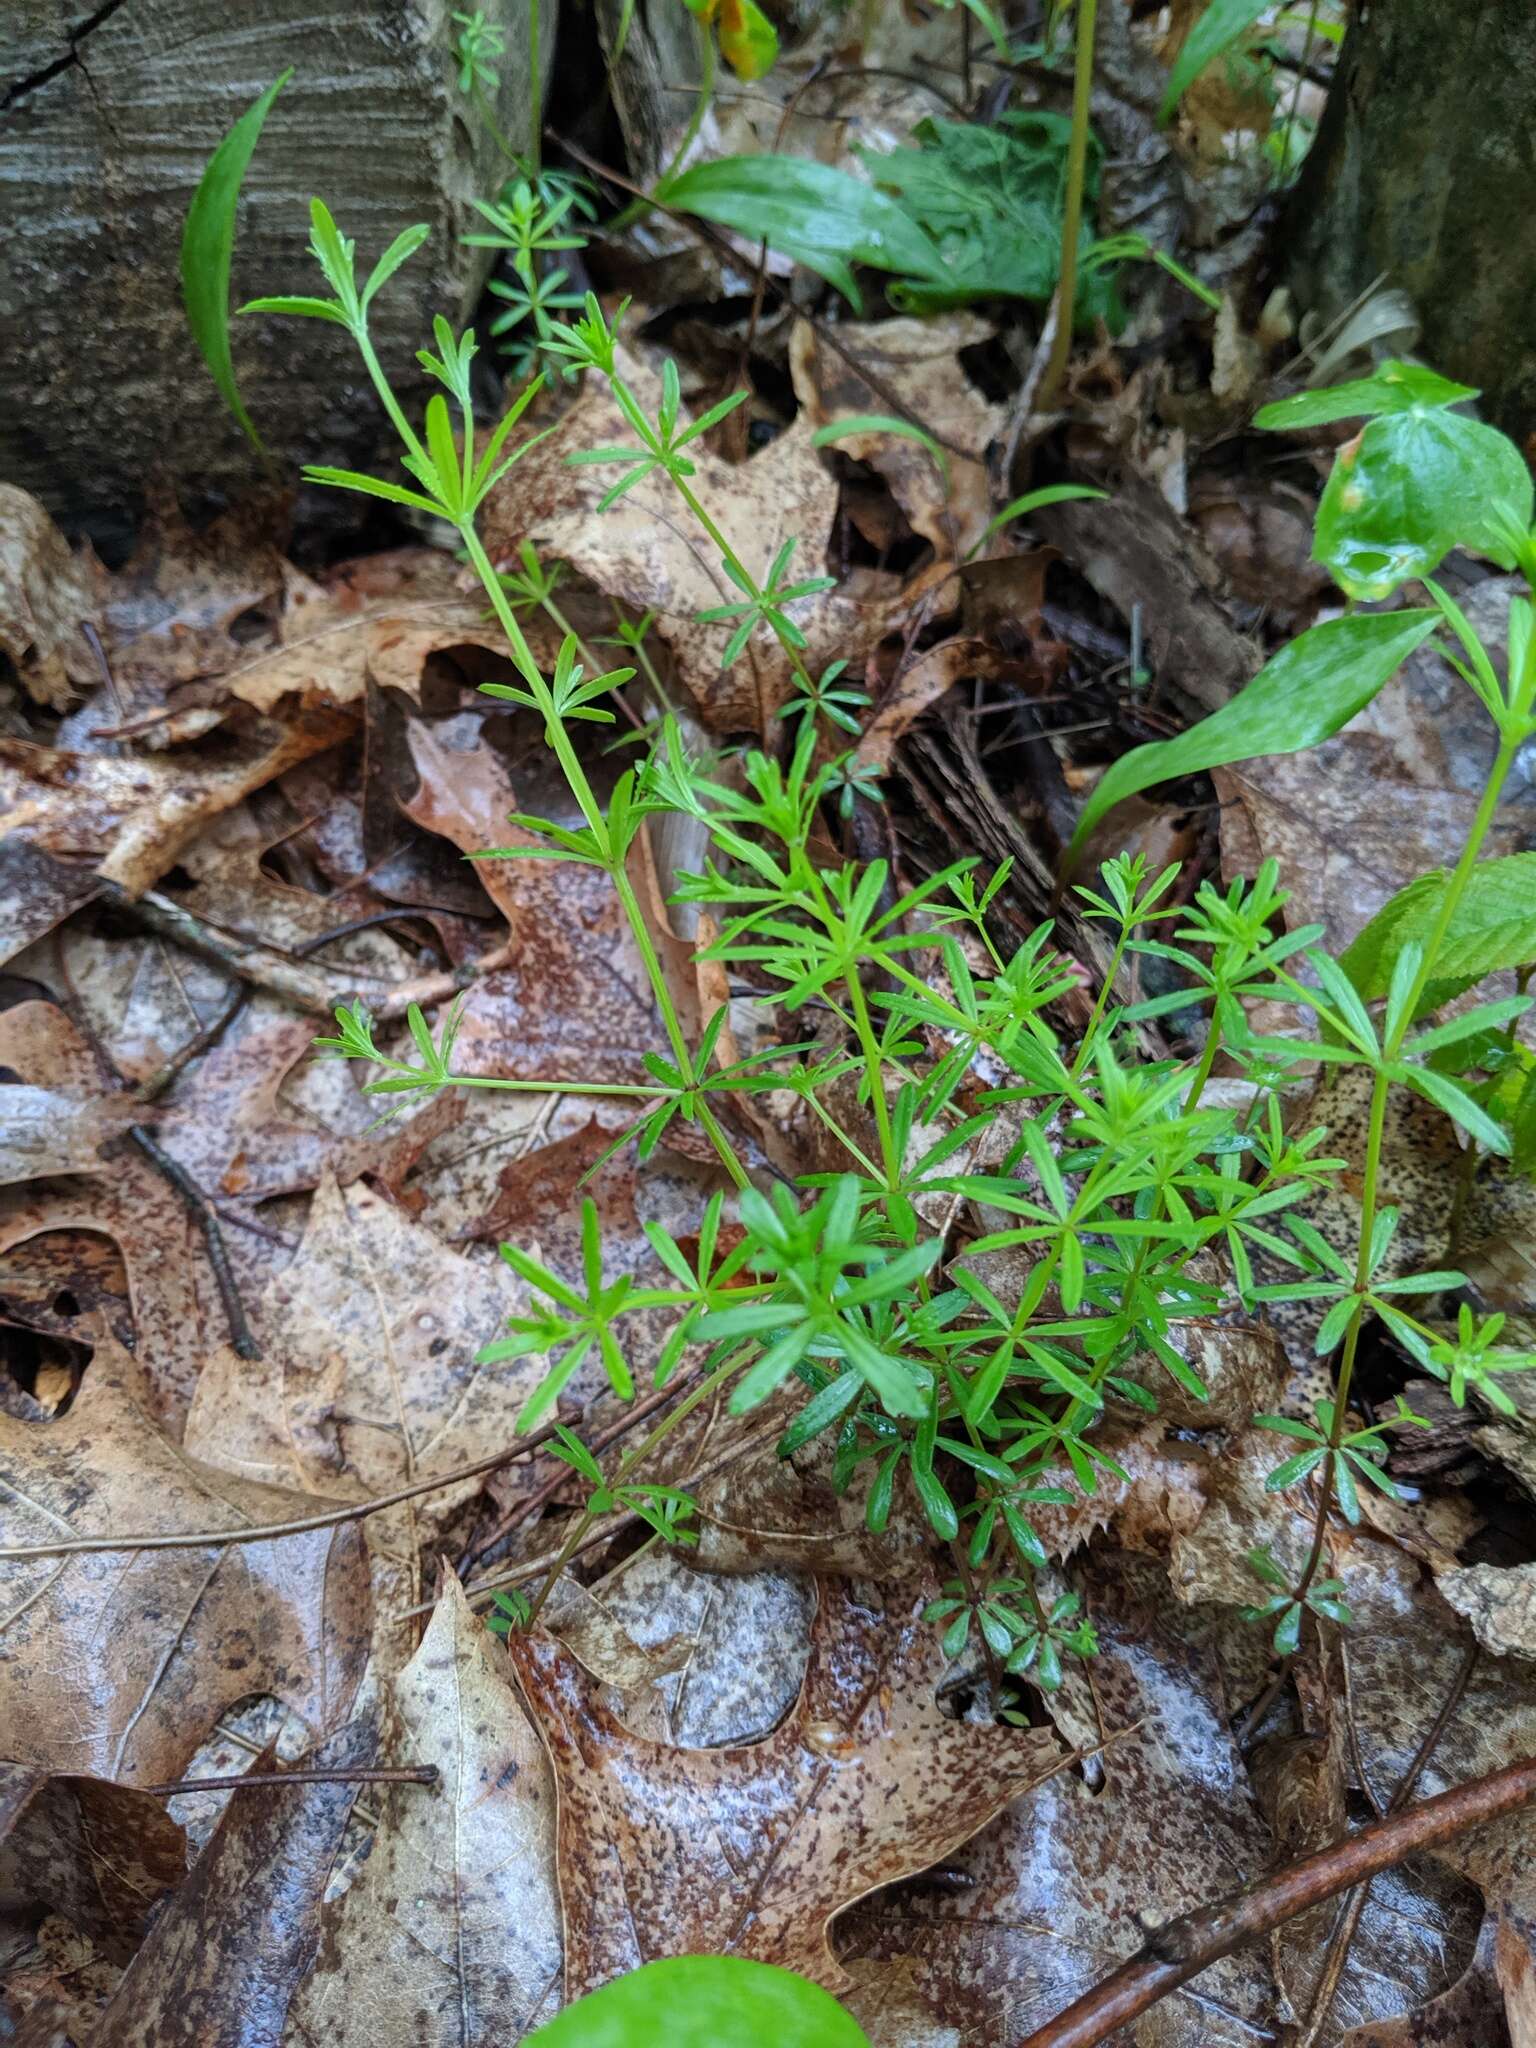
[1038,0,1097,411]
[463,523,750,1190]
[524,1346,743,1623]
[1295,723,1524,1604]
[442,1074,657,1096]
[470,79,522,169]
[844,967,900,1189]
[1069,920,1130,1080]
[667,472,818,692]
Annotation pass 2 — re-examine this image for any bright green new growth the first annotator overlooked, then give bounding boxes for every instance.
[265,209,1536,1690]
[526,1955,869,2047]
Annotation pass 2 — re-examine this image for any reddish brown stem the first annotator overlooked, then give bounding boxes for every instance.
[1019,1751,1536,2048]
[144,1765,437,1797]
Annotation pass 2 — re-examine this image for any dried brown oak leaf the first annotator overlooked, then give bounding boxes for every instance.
[284,1575,563,2046]
[0,1339,368,1787]
[0,1084,142,1187]
[184,1171,531,1650]
[94,1719,376,2048]
[401,717,660,1082]
[482,343,890,733]
[839,1554,1284,2046]
[0,1003,451,1430]
[0,1766,185,1964]
[789,316,1004,561]
[505,1578,1064,2001]
[0,703,354,930]
[218,546,515,717]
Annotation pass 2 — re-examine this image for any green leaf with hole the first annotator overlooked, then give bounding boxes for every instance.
[526,1958,870,2047]
[180,69,292,452]
[656,156,945,313]
[1254,360,1479,432]
[1158,0,1270,120]
[1341,853,1536,1000]
[1313,408,1534,601]
[1064,609,1440,867]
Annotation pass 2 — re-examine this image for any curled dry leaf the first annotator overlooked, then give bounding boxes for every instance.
[0,1765,185,1964]
[219,546,511,717]
[284,1575,563,2047]
[0,1339,369,1787]
[0,703,355,929]
[789,316,1004,560]
[506,1579,1063,2001]
[92,1719,377,2048]
[0,487,101,710]
[855,637,997,774]
[483,343,889,732]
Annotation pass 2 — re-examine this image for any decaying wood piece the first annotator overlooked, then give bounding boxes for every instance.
[1,0,553,545]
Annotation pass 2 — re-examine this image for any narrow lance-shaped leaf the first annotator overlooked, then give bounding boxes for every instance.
[1064,608,1440,868]
[1158,0,1270,120]
[180,69,292,450]
[811,415,949,484]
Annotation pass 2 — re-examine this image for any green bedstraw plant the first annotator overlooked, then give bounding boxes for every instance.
[259,211,1536,1685]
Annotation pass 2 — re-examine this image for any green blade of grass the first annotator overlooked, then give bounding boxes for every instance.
[180,69,292,452]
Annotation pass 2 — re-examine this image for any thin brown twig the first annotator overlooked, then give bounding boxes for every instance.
[1017,1744,1536,2048]
[0,1412,587,1561]
[456,1366,706,1572]
[144,1765,438,1797]
[399,1412,786,1623]
[1294,1640,1479,2048]
[128,1125,261,1360]
[136,989,249,1104]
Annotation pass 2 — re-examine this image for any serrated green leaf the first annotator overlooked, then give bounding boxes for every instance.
[180,69,292,450]
[1065,609,1440,866]
[1342,854,1536,1000]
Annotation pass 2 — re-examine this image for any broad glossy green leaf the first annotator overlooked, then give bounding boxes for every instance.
[1254,360,1478,432]
[1158,0,1269,120]
[1341,853,1536,999]
[180,69,292,450]
[526,1958,870,2047]
[1065,609,1440,866]
[658,156,945,312]
[1314,408,1534,600]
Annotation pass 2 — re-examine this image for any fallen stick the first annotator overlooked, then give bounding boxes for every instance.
[144,1765,437,1797]
[1018,1750,1536,2048]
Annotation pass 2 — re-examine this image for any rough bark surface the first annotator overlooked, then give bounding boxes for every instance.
[0,0,551,544]
[1288,0,1536,441]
